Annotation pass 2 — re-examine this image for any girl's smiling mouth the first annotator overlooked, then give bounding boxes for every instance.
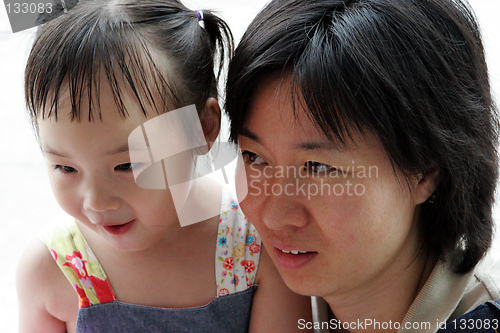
[102,220,136,235]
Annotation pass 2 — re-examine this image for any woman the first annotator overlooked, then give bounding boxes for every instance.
[225,0,500,332]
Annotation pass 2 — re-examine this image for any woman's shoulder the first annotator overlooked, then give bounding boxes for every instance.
[455,253,500,316]
[472,253,500,296]
[439,256,500,333]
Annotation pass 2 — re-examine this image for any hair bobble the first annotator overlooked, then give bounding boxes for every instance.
[61,0,68,13]
[35,0,78,25]
[59,0,78,14]
[195,10,205,29]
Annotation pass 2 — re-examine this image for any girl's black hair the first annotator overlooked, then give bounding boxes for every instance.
[26,0,233,130]
[225,0,498,274]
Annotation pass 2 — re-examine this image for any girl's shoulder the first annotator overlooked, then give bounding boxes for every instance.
[216,186,262,297]
[17,237,79,331]
[218,186,257,234]
[37,219,116,308]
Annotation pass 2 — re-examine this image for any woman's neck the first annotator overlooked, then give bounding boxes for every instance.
[324,252,436,333]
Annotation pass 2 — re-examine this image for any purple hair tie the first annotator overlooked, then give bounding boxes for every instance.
[195,10,205,28]
[195,10,204,22]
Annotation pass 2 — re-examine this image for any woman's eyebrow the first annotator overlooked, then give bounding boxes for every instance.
[240,128,260,142]
[293,140,343,151]
[240,127,343,151]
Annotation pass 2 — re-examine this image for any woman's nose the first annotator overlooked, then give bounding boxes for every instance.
[258,176,310,231]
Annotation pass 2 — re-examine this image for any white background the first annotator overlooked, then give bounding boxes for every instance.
[0,0,499,331]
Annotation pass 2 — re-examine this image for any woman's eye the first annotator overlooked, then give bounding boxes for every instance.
[241,151,267,165]
[304,161,336,174]
[115,163,133,171]
[54,165,76,174]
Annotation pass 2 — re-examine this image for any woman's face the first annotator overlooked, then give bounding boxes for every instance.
[237,77,437,300]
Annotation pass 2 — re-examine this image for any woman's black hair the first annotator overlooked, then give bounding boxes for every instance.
[25,0,233,130]
[225,0,498,274]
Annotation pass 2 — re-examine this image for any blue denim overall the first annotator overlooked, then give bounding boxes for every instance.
[75,287,255,333]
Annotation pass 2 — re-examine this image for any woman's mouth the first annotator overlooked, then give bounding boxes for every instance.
[273,247,318,270]
[280,250,308,254]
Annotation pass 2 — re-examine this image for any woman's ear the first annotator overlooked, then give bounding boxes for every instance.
[415,163,439,204]
[199,97,221,150]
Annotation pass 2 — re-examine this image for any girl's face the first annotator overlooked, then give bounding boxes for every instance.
[237,77,437,299]
[38,85,184,252]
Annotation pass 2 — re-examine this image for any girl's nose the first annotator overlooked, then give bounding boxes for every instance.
[82,177,121,212]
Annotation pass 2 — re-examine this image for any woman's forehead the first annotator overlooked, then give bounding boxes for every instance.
[245,76,373,150]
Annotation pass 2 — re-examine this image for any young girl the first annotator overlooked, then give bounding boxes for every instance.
[16,1,312,332]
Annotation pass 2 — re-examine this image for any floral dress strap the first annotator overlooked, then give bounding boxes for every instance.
[38,219,116,308]
[216,187,262,297]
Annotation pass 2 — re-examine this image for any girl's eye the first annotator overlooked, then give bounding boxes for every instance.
[115,163,133,171]
[241,151,267,165]
[304,161,336,174]
[54,165,76,174]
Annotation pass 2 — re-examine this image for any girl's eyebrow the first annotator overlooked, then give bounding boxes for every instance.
[43,144,130,157]
[43,147,67,157]
[105,144,130,156]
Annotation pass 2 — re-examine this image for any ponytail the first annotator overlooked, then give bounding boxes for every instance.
[26,0,234,125]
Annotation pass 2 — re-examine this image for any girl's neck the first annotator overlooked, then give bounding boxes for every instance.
[79,214,217,264]
[77,205,221,308]
[79,178,223,262]
[324,251,436,333]
[174,176,223,228]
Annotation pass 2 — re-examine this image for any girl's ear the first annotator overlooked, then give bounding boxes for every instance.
[415,163,439,205]
[200,97,221,150]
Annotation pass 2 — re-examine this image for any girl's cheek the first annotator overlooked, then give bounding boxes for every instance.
[53,194,82,220]
[46,174,79,212]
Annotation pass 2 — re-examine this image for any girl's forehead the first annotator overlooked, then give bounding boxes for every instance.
[36,45,179,123]
[37,105,146,161]
[45,77,163,122]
